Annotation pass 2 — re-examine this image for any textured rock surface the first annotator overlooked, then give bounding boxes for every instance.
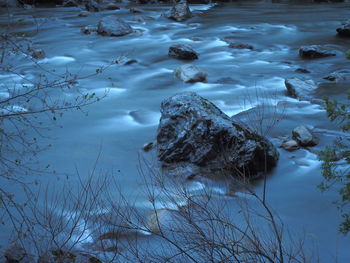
[157,92,279,178]
[168,44,198,60]
[299,45,336,59]
[336,22,350,37]
[324,69,350,82]
[97,16,133,37]
[174,64,207,83]
[292,126,319,146]
[166,0,192,22]
[284,77,317,99]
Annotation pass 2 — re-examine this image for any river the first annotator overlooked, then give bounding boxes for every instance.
[0,1,349,262]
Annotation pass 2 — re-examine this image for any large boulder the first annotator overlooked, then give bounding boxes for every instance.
[168,44,198,60]
[156,92,279,178]
[299,45,336,59]
[166,0,192,22]
[284,77,317,99]
[174,64,207,83]
[97,16,133,37]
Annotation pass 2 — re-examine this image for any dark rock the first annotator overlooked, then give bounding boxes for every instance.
[97,16,133,37]
[299,45,336,59]
[157,92,279,178]
[168,44,198,60]
[174,64,207,83]
[280,140,299,151]
[105,3,120,10]
[115,56,137,65]
[324,69,350,82]
[85,0,100,12]
[166,0,192,22]
[81,25,97,34]
[130,7,143,13]
[142,141,154,152]
[228,42,253,50]
[284,77,317,99]
[295,68,310,74]
[78,10,90,17]
[31,49,45,59]
[292,126,319,147]
[62,0,78,7]
[336,22,350,37]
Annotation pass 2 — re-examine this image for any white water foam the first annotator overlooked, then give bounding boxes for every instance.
[40,56,75,65]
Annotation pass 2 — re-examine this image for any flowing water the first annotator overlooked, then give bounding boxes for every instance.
[1,1,350,261]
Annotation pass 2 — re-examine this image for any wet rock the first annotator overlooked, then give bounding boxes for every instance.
[299,45,336,59]
[281,140,299,151]
[174,64,207,83]
[166,0,192,22]
[85,0,100,12]
[62,0,78,7]
[295,68,310,74]
[81,25,97,34]
[157,92,279,178]
[115,56,137,65]
[78,10,90,17]
[130,7,143,13]
[324,69,350,82]
[105,3,120,10]
[284,77,317,99]
[142,141,155,152]
[168,44,198,60]
[336,22,350,37]
[31,49,45,59]
[228,42,253,50]
[97,16,133,37]
[292,126,319,147]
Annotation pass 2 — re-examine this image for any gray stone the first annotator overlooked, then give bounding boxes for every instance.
[85,0,100,12]
[166,0,192,22]
[130,7,143,13]
[157,92,279,179]
[81,25,97,34]
[226,41,253,50]
[281,140,299,151]
[336,23,350,37]
[78,10,90,17]
[284,77,317,99]
[292,126,319,147]
[168,44,198,60]
[97,16,133,37]
[105,3,120,10]
[62,0,78,7]
[299,45,336,59]
[115,56,137,65]
[142,141,154,152]
[174,64,207,83]
[324,69,350,82]
[31,49,45,59]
